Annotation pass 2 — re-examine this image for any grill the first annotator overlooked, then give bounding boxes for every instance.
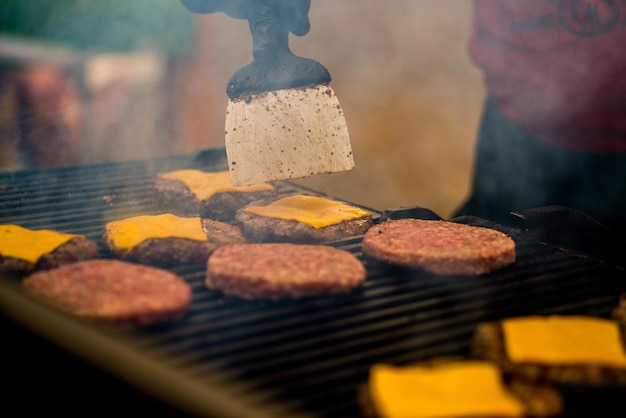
[2,148,626,417]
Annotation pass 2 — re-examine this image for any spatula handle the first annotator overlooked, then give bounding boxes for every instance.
[180,0,331,98]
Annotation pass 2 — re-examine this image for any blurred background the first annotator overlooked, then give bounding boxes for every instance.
[0,1,484,219]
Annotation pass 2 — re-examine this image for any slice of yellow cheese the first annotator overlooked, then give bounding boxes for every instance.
[502,315,626,367]
[243,195,371,229]
[105,214,207,253]
[369,362,526,418]
[161,169,274,201]
[0,224,83,264]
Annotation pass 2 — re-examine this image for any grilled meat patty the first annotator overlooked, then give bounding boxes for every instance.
[234,196,374,243]
[102,217,246,267]
[155,173,275,221]
[22,259,191,326]
[358,357,563,418]
[206,243,366,300]
[235,212,374,243]
[361,218,516,275]
[612,293,626,334]
[471,321,626,388]
[0,235,99,274]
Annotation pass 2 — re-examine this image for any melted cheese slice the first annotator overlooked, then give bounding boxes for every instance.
[0,224,83,264]
[105,214,207,252]
[503,315,626,367]
[369,362,526,418]
[243,195,371,228]
[161,169,274,200]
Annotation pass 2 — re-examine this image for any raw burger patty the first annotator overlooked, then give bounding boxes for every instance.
[206,243,366,300]
[22,259,191,326]
[362,218,515,275]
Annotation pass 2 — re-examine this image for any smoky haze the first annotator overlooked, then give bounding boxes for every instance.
[1,1,483,218]
[191,1,483,218]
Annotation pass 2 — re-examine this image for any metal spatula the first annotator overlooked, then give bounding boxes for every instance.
[181,0,354,186]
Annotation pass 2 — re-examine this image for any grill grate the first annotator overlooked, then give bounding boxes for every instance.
[1,149,625,417]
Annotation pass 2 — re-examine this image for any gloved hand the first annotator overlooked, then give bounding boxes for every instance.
[180,0,311,36]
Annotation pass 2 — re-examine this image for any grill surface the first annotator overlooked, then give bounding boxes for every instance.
[1,148,625,417]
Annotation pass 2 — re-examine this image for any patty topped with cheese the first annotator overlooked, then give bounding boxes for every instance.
[234,194,374,243]
[471,315,626,388]
[103,213,245,266]
[155,169,276,221]
[0,224,99,273]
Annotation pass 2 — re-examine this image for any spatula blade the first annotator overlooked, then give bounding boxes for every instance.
[225,84,354,186]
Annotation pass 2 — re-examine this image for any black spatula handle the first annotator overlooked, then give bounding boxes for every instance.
[180,0,330,98]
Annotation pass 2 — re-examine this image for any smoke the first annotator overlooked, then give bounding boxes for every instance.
[1,1,484,220]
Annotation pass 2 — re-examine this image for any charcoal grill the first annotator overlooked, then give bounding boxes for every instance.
[2,148,626,417]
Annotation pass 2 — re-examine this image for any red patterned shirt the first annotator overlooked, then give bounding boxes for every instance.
[469,0,626,152]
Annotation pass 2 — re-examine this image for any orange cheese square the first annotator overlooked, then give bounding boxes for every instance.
[502,315,626,367]
[105,214,207,252]
[243,195,370,228]
[369,362,525,418]
[161,170,274,200]
[0,225,82,263]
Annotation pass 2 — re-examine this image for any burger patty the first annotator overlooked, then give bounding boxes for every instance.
[206,243,366,300]
[233,197,374,243]
[22,259,191,326]
[361,218,516,275]
[612,293,626,334]
[471,321,626,388]
[358,357,563,418]
[102,218,246,266]
[154,176,275,221]
[0,236,99,274]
